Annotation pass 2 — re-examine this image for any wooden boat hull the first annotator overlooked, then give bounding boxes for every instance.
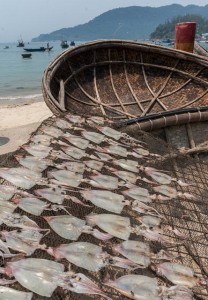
[42,40,208,123]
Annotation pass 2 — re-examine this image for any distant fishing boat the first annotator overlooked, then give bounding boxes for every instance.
[60,40,69,49]
[17,36,24,47]
[4,46,9,49]
[70,41,75,46]
[24,46,53,52]
[21,53,32,58]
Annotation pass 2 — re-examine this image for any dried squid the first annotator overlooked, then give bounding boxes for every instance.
[0,258,64,297]
[155,262,201,288]
[0,167,42,189]
[113,240,151,268]
[47,241,139,272]
[1,229,45,256]
[0,286,33,300]
[44,215,112,241]
[105,274,160,300]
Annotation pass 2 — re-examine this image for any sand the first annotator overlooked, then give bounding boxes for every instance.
[0,97,53,155]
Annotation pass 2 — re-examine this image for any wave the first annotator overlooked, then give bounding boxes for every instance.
[0,93,43,102]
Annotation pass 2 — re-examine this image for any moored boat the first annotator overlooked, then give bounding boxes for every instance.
[21,53,32,58]
[17,36,24,47]
[24,46,53,52]
[60,40,69,49]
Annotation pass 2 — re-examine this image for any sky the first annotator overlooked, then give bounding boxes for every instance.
[1,0,208,43]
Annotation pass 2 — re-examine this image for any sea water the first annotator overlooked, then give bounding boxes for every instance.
[0,41,83,104]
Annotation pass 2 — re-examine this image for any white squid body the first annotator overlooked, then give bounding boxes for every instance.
[147,171,173,185]
[41,125,63,138]
[163,285,194,300]
[30,134,53,146]
[22,144,53,158]
[3,213,40,231]
[109,168,137,184]
[2,229,44,256]
[6,258,64,297]
[86,214,131,240]
[0,185,18,201]
[63,134,89,149]
[0,286,33,300]
[89,173,119,190]
[14,197,49,216]
[113,240,151,268]
[16,155,53,172]
[48,242,108,272]
[48,169,83,187]
[0,199,16,223]
[81,130,105,144]
[114,159,139,173]
[105,144,128,157]
[34,187,68,204]
[0,167,42,189]
[105,274,160,300]
[44,215,86,240]
[55,161,85,174]
[98,126,122,140]
[122,186,152,203]
[153,185,177,199]
[81,190,127,213]
[156,262,198,288]
[83,159,104,171]
[61,145,86,159]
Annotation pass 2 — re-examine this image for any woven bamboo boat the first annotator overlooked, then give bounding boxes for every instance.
[42,39,208,158]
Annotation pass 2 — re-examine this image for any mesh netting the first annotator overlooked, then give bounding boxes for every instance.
[0,114,207,300]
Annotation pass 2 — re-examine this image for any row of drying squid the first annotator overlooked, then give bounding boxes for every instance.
[0,113,203,299]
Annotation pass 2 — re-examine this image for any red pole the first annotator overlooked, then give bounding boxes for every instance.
[174,22,196,53]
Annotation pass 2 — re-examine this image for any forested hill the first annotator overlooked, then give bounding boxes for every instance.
[32,4,208,42]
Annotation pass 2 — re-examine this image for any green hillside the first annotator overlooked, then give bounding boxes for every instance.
[32,4,208,42]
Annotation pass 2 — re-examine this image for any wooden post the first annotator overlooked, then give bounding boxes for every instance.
[174,22,196,53]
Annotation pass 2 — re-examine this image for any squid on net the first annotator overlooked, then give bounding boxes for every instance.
[140,167,190,187]
[15,155,54,172]
[30,133,53,146]
[112,240,151,268]
[162,285,194,300]
[0,286,33,300]
[47,241,139,272]
[34,186,70,204]
[0,258,64,297]
[81,189,160,216]
[86,213,172,244]
[0,185,19,201]
[40,125,64,138]
[104,274,160,300]
[1,229,46,256]
[80,130,105,144]
[49,169,121,190]
[21,144,53,158]
[155,262,202,288]
[12,195,69,216]
[153,185,196,201]
[62,133,90,150]
[44,214,113,241]
[0,167,43,189]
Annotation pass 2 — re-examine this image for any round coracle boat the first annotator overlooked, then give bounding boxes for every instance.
[42,39,208,127]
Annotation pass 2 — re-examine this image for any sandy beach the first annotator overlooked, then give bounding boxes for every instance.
[0,96,53,155]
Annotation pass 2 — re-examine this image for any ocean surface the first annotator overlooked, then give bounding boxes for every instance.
[0,40,208,104]
[0,41,84,104]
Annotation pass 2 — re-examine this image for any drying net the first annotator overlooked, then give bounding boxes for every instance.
[0,113,207,300]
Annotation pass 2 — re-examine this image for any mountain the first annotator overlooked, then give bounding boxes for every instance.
[32,4,208,42]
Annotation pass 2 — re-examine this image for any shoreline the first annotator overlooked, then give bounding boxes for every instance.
[0,95,53,155]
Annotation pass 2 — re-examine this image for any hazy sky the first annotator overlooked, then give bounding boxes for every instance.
[1,0,208,42]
